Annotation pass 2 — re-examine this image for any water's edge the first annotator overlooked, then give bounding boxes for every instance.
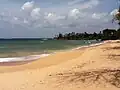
[0,41,107,63]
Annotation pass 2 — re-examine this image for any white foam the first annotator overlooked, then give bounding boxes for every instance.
[72,41,106,50]
[0,54,50,62]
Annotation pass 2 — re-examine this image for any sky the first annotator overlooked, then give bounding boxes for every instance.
[0,0,119,38]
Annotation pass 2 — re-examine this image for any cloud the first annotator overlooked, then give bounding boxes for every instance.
[79,0,100,10]
[13,17,18,21]
[45,13,56,19]
[0,0,116,38]
[69,9,80,17]
[110,9,119,16]
[13,0,102,25]
[31,8,41,19]
[92,13,107,19]
[68,8,86,19]
[23,19,29,24]
[68,0,84,5]
[10,0,110,30]
[45,13,65,22]
[19,1,42,26]
[21,1,35,12]
[2,0,108,28]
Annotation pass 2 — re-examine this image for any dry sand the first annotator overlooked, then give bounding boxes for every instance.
[0,40,120,90]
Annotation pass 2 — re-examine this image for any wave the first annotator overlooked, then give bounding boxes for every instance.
[0,54,50,62]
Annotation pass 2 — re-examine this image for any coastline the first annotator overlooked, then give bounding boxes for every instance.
[0,40,101,64]
[0,40,107,67]
[0,40,109,72]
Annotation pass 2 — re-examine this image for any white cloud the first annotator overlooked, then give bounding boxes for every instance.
[68,0,101,19]
[44,13,56,22]
[0,0,114,37]
[92,13,107,19]
[47,13,55,18]
[79,0,100,9]
[13,17,18,21]
[110,9,119,16]
[21,1,35,12]
[11,16,22,25]
[31,8,41,19]
[69,8,81,19]
[68,0,84,5]
[45,13,65,21]
[69,8,87,19]
[69,9,80,16]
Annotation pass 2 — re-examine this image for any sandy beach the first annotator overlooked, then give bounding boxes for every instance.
[0,40,120,90]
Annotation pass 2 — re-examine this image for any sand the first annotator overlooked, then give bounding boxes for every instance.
[0,40,120,90]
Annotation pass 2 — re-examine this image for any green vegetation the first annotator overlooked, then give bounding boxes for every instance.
[54,29,120,41]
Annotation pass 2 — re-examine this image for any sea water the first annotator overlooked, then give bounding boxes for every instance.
[0,39,100,62]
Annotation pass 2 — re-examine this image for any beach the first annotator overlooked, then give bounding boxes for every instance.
[0,40,120,90]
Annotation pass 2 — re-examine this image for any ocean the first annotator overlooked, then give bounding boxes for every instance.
[0,39,100,62]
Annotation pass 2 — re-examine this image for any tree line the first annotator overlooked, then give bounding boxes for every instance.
[54,28,120,41]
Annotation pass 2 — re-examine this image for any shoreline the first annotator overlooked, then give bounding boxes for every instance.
[72,40,114,50]
[0,40,107,66]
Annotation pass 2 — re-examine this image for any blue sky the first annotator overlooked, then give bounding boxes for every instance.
[0,0,119,38]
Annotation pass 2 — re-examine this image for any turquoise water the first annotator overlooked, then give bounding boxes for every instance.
[0,39,100,58]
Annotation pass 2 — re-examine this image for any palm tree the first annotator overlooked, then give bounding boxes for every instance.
[112,1,120,26]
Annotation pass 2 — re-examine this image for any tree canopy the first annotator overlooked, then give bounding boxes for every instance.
[54,29,120,41]
[112,5,120,25]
